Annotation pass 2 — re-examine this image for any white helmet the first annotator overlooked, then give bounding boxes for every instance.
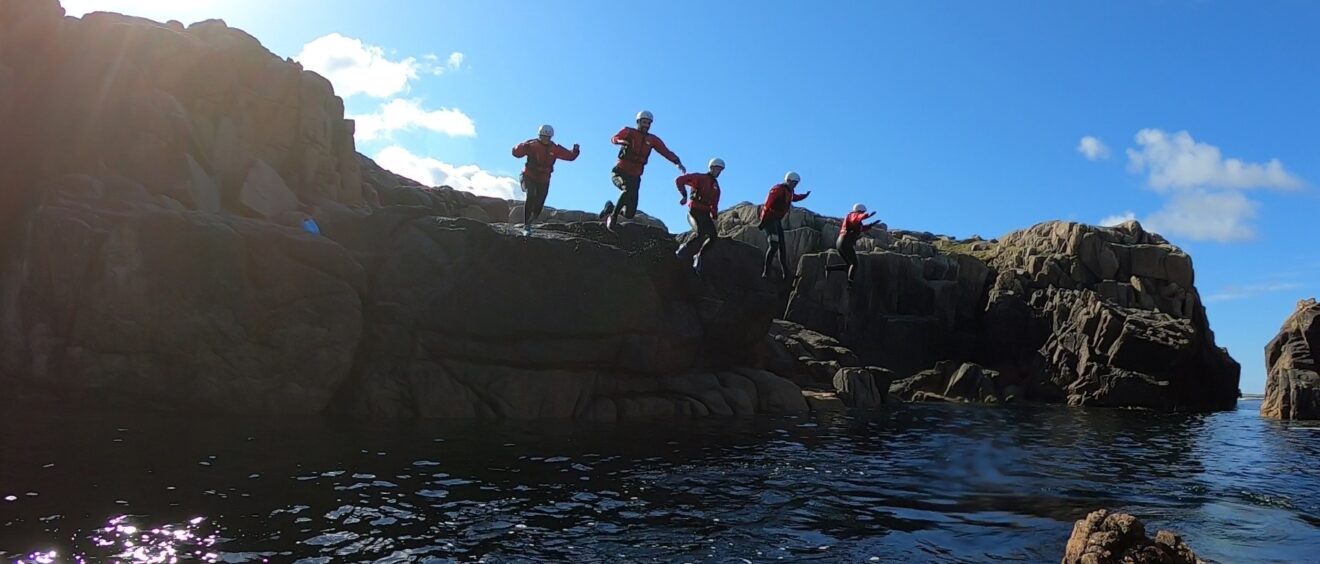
[785,171,801,183]
[708,157,726,170]
[636,110,654,122]
[853,203,866,213]
[538,124,554,138]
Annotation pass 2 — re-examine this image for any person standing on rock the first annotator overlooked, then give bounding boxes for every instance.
[757,171,812,279]
[826,203,880,287]
[600,110,686,231]
[674,158,725,269]
[512,124,580,236]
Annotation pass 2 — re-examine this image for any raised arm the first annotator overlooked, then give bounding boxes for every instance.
[511,140,531,158]
[611,127,632,146]
[792,190,811,202]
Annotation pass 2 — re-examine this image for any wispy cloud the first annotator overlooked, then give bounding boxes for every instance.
[1205,282,1305,303]
[1077,136,1111,161]
[422,51,466,76]
[374,145,519,200]
[351,99,476,141]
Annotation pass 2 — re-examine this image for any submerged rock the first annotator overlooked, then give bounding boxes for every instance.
[1262,298,1320,420]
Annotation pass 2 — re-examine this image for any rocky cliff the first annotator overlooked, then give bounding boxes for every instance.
[1261,298,1320,420]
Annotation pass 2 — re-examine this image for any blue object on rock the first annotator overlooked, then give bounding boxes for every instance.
[302,217,321,235]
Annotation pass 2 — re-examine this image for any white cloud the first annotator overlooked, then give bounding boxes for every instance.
[1105,129,1308,243]
[1206,281,1305,303]
[1126,129,1303,191]
[447,52,465,70]
[351,99,477,141]
[295,33,418,99]
[1077,136,1111,161]
[1098,211,1136,227]
[1142,189,1259,243]
[375,145,519,200]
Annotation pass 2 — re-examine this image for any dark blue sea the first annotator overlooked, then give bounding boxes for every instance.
[2,398,1318,563]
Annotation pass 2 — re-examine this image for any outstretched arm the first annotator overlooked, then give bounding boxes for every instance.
[792,190,811,202]
[553,143,580,161]
[650,135,685,173]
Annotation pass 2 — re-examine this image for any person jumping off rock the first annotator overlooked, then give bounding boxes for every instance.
[600,110,685,231]
[826,203,881,287]
[757,171,811,279]
[674,158,725,270]
[512,124,579,236]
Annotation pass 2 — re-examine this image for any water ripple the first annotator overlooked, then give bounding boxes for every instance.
[2,400,1318,562]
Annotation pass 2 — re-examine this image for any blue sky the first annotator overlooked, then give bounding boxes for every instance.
[64,1,1320,393]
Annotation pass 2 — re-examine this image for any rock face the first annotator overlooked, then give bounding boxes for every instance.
[1262,298,1320,420]
[1,177,364,414]
[1062,509,1205,564]
[321,208,795,420]
[0,1,809,420]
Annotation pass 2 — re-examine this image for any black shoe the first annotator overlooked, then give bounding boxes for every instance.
[599,201,615,220]
[605,213,616,231]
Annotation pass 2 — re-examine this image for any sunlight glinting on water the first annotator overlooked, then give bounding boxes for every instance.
[19,516,220,564]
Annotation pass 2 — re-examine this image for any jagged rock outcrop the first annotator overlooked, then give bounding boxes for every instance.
[1261,298,1320,420]
[753,213,1239,411]
[889,361,1014,404]
[1062,509,1205,564]
[980,221,1238,410]
[758,320,893,409]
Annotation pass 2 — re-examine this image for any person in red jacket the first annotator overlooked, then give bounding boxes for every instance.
[599,110,686,231]
[757,170,812,279]
[827,203,881,287]
[674,158,724,268]
[512,124,579,236]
